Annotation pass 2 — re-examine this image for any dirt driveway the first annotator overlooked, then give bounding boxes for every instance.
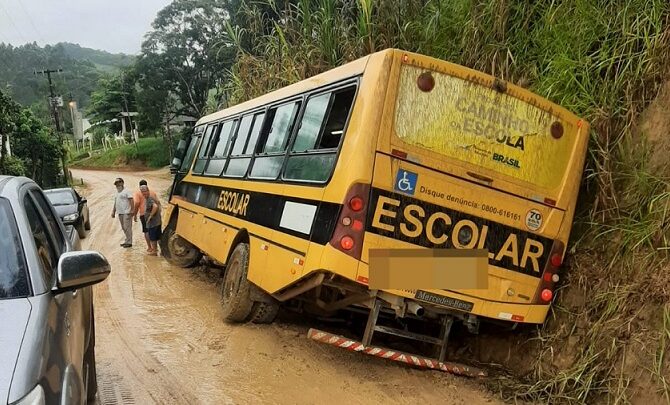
[71,168,502,405]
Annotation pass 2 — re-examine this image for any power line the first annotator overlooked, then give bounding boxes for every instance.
[15,0,46,44]
[0,3,30,45]
[14,0,50,66]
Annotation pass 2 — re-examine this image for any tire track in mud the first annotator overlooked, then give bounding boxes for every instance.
[74,169,198,404]
[71,168,502,405]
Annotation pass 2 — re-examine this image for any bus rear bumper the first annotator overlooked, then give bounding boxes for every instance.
[375,287,550,325]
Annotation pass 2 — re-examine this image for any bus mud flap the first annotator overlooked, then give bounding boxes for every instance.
[306,328,487,378]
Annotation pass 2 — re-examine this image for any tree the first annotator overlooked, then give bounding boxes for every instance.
[86,70,137,133]
[0,90,63,186]
[11,109,63,186]
[138,0,236,118]
[0,90,20,174]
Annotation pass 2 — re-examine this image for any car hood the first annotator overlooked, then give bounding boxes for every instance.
[0,299,31,404]
[53,204,77,218]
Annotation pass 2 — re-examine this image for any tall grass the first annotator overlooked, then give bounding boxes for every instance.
[221,0,670,402]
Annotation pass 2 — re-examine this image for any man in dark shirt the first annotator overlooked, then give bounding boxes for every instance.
[142,185,162,256]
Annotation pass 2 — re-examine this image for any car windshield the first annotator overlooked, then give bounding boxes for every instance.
[0,198,30,299]
[45,190,75,205]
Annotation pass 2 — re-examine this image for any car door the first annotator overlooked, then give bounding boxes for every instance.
[23,189,86,404]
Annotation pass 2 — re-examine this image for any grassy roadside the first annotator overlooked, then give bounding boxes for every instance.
[69,137,172,170]
[226,0,670,403]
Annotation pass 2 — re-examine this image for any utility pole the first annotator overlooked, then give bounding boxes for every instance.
[35,68,69,185]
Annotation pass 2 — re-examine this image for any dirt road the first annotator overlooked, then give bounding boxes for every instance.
[71,168,502,405]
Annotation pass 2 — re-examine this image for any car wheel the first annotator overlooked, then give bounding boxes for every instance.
[77,220,87,239]
[219,243,255,323]
[161,219,202,268]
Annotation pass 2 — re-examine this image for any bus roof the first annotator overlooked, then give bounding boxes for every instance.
[196,52,377,126]
[197,48,584,127]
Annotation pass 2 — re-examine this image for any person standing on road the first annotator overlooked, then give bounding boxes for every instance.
[111,177,134,248]
[142,185,162,256]
[133,179,158,252]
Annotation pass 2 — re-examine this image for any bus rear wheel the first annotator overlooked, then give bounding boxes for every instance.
[161,221,202,268]
[249,300,279,324]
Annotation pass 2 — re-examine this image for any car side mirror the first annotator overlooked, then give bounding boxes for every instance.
[53,251,111,294]
[79,198,87,205]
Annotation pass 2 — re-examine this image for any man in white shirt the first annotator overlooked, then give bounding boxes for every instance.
[111,177,134,247]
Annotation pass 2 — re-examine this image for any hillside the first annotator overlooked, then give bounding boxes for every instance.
[0,42,133,109]
[58,42,134,72]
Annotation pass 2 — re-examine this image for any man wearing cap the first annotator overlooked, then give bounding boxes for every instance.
[111,177,134,248]
[133,179,158,252]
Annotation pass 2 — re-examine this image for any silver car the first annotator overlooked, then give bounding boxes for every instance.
[0,176,110,405]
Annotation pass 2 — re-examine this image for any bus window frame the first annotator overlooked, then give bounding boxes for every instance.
[280,81,359,185]
[221,108,266,178]
[192,124,219,175]
[175,126,203,174]
[247,97,303,181]
[188,75,360,187]
[203,118,239,177]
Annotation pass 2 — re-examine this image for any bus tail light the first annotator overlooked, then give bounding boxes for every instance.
[533,240,564,304]
[329,183,370,261]
[340,236,355,250]
[349,196,364,212]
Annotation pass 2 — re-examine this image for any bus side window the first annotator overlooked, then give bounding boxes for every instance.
[192,124,217,174]
[205,120,237,176]
[223,112,263,178]
[283,86,356,182]
[249,101,301,180]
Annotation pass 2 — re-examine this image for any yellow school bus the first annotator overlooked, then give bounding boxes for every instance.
[162,48,589,361]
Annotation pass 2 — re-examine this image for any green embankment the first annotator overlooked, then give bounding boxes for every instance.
[69,137,172,169]
[222,0,669,403]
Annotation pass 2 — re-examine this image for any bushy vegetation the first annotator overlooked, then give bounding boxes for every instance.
[0,90,64,187]
[216,0,669,403]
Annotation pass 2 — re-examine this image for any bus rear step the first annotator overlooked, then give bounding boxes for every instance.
[307,328,486,378]
[363,298,452,362]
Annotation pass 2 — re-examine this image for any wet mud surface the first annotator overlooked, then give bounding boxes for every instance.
[72,168,502,405]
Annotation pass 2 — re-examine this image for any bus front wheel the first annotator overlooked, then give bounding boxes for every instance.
[220,243,280,324]
[161,221,202,268]
[220,243,255,322]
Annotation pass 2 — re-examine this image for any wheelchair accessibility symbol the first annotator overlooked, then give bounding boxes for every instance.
[394,169,418,195]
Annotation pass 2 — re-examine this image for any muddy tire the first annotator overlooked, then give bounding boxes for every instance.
[161,220,202,268]
[219,243,255,322]
[249,301,280,324]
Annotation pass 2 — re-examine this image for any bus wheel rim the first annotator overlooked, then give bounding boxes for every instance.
[168,234,190,257]
[224,256,240,299]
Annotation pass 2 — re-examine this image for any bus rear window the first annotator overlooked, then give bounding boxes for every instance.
[394,64,575,190]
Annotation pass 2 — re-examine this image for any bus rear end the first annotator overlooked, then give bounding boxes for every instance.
[355,50,589,327]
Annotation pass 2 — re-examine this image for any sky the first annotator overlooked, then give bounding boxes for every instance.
[0,0,173,54]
